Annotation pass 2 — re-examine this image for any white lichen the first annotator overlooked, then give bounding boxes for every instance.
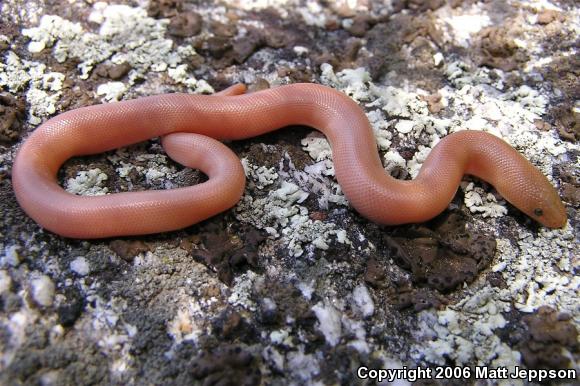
[167,303,204,345]
[167,64,215,93]
[262,346,286,372]
[296,280,315,300]
[82,295,137,377]
[301,132,333,162]
[312,301,342,346]
[269,328,291,345]
[411,287,513,367]
[66,168,109,196]
[433,52,444,66]
[320,63,371,102]
[437,4,491,47]
[0,51,65,123]
[108,150,177,189]
[293,46,309,56]
[383,150,408,178]
[298,0,328,28]
[236,156,349,257]
[282,149,347,208]
[1,245,21,267]
[0,270,12,294]
[343,316,370,354]
[96,81,127,102]
[21,3,199,84]
[228,0,291,14]
[30,274,56,307]
[351,284,374,318]
[461,182,508,218]
[286,345,321,382]
[241,158,279,190]
[496,227,578,315]
[228,271,258,311]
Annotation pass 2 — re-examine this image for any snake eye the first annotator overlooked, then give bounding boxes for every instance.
[534,208,543,217]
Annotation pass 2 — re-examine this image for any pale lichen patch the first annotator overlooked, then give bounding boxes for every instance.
[21,3,201,89]
[312,301,342,346]
[65,168,109,196]
[0,51,65,123]
[236,157,349,257]
[461,182,508,219]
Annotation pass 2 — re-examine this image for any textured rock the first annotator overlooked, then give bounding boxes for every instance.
[1,1,578,384]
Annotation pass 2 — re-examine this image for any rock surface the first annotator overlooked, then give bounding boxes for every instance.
[0,0,578,385]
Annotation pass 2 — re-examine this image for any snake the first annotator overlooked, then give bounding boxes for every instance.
[12,83,567,238]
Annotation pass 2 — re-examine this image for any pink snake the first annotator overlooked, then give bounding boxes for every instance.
[12,83,566,238]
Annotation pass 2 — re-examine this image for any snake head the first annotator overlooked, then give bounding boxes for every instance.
[526,187,567,228]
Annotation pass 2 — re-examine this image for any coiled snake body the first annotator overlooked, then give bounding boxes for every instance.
[12,83,566,238]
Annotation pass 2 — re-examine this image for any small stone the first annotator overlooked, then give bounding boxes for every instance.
[206,36,232,59]
[260,298,278,324]
[420,93,444,114]
[264,30,287,48]
[94,64,109,78]
[333,3,357,18]
[404,0,445,11]
[233,32,263,63]
[347,15,370,37]
[221,310,242,337]
[70,257,90,276]
[168,12,203,37]
[364,258,387,287]
[109,240,151,262]
[309,211,327,221]
[0,93,26,143]
[537,10,560,25]
[343,38,362,62]
[0,270,12,294]
[30,275,56,307]
[478,26,524,72]
[0,39,9,51]
[107,62,132,80]
[433,52,444,67]
[57,289,85,327]
[248,78,270,93]
[561,182,580,205]
[202,284,221,298]
[28,40,46,53]
[553,105,579,142]
[179,234,201,252]
[519,306,578,369]
[325,17,341,31]
[533,119,551,131]
[394,289,443,312]
[395,120,415,134]
[487,271,507,289]
[147,0,183,18]
[210,21,237,38]
[190,344,260,384]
